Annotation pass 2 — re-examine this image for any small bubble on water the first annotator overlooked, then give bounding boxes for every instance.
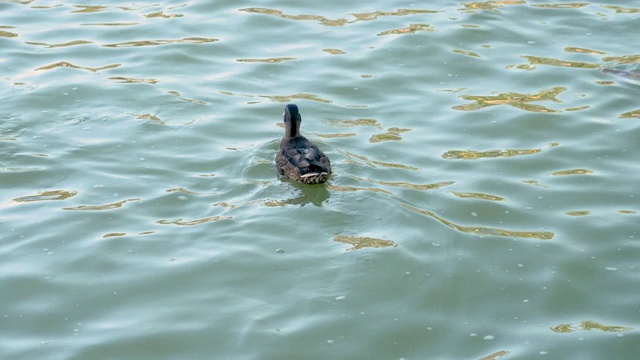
[177,195,188,201]
[335,295,346,301]
[327,339,334,344]
[484,335,495,341]
[470,333,477,337]
[275,248,285,254]
[540,351,548,356]
[605,267,618,271]
[471,212,477,217]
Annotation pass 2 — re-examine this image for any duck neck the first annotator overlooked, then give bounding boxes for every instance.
[286,118,299,138]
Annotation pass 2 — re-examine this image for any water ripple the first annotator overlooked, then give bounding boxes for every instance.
[102,37,218,47]
[26,40,93,48]
[442,148,543,159]
[156,215,233,226]
[459,1,525,13]
[603,5,640,13]
[236,57,297,63]
[239,7,439,27]
[521,55,600,69]
[451,192,505,202]
[378,23,435,36]
[0,27,18,38]
[12,190,78,203]
[338,150,419,171]
[452,87,566,112]
[531,3,590,9]
[399,201,555,240]
[369,127,411,143]
[333,235,397,250]
[551,320,633,333]
[35,61,120,72]
[63,198,140,211]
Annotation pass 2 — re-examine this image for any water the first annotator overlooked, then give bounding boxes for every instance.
[1,1,639,359]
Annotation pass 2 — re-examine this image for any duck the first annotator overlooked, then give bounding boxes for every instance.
[275,104,331,184]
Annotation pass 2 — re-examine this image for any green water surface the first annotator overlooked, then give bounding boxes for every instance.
[1,1,639,359]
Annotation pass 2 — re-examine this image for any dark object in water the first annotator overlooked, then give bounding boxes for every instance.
[275,104,331,184]
[601,66,640,81]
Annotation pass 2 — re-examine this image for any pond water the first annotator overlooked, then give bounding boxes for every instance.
[1,1,639,359]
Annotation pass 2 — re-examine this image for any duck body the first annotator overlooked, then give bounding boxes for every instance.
[276,104,331,184]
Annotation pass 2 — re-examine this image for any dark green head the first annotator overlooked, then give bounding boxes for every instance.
[283,104,301,138]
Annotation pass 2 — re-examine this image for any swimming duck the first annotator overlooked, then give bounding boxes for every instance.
[275,104,331,184]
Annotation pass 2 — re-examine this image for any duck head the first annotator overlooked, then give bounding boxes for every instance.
[283,104,301,138]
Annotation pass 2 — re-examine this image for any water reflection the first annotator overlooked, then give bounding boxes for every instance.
[479,350,511,360]
[210,184,331,209]
[566,210,591,216]
[565,47,607,55]
[442,148,542,159]
[239,7,348,26]
[237,57,297,63]
[26,40,94,48]
[531,3,589,9]
[460,1,525,13]
[451,192,505,201]
[452,87,566,113]
[333,235,397,250]
[12,190,78,203]
[378,24,434,36]
[339,149,419,170]
[325,118,382,129]
[452,49,481,58]
[239,7,438,27]
[620,109,640,119]
[327,184,393,196]
[322,48,346,55]
[63,198,140,211]
[274,182,330,207]
[144,10,183,19]
[369,127,411,143]
[603,5,640,13]
[220,91,332,104]
[128,113,164,125]
[110,76,158,84]
[399,201,554,240]
[0,26,18,38]
[156,215,232,226]
[551,320,632,333]
[550,169,593,176]
[521,55,599,69]
[166,91,206,105]
[314,132,356,138]
[350,176,455,191]
[102,37,218,47]
[36,61,120,73]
